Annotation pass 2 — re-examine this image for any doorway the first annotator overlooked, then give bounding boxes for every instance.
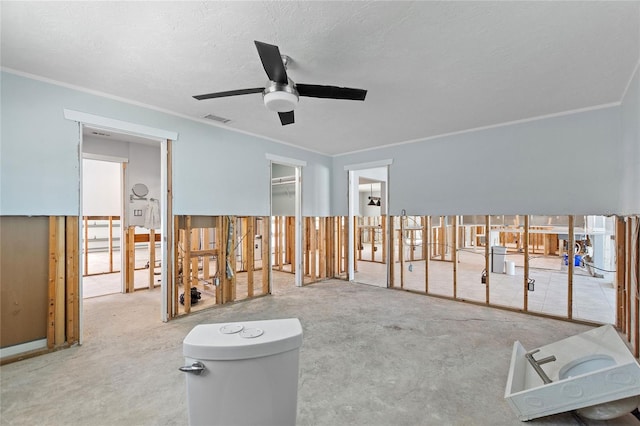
[270,160,302,288]
[81,157,125,298]
[81,128,164,301]
[348,166,389,287]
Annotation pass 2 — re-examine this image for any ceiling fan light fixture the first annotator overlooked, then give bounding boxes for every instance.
[263,84,299,112]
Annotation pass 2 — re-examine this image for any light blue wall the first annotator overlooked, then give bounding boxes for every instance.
[0,71,332,217]
[620,64,640,214]
[332,107,624,216]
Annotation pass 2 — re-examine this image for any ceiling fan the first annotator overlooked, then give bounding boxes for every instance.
[193,41,368,126]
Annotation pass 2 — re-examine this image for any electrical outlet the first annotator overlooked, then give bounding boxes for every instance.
[134,209,143,216]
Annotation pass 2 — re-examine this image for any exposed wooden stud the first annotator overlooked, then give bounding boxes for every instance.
[453,216,458,299]
[303,217,309,280]
[47,217,57,349]
[567,215,574,319]
[83,217,89,275]
[172,216,179,317]
[149,229,155,289]
[399,216,405,289]
[202,228,210,281]
[247,217,255,296]
[439,216,445,260]
[55,217,66,345]
[381,215,387,264]
[183,216,192,313]
[166,140,174,319]
[108,216,114,273]
[618,216,628,333]
[485,216,490,303]
[319,218,326,278]
[340,216,349,274]
[261,217,269,294]
[231,216,237,301]
[191,228,199,293]
[353,216,358,272]
[425,216,430,293]
[389,216,395,287]
[310,217,317,282]
[524,215,530,311]
[633,216,639,357]
[65,216,79,344]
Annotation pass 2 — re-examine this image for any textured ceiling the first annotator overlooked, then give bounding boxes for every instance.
[2,1,639,156]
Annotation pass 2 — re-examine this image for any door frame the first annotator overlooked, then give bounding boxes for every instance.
[266,154,306,287]
[345,159,393,285]
[64,109,178,337]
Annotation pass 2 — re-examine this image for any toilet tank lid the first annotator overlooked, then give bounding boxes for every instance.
[183,318,303,360]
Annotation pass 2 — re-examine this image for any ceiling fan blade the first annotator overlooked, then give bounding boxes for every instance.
[193,87,264,100]
[296,84,367,101]
[278,111,295,126]
[254,41,288,85]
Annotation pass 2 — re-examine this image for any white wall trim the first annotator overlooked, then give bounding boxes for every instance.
[82,153,129,163]
[344,159,393,171]
[64,109,178,141]
[334,102,621,157]
[0,339,47,359]
[265,153,307,167]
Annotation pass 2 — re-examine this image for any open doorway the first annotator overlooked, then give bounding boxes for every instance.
[270,161,302,288]
[81,157,124,298]
[81,128,163,300]
[348,166,388,287]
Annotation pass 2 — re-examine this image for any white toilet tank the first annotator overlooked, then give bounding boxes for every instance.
[181,318,303,426]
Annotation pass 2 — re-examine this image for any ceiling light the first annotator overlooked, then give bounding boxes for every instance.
[368,198,376,206]
[376,199,381,207]
[263,83,299,112]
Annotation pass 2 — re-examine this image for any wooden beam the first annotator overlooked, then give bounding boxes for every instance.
[389,216,395,287]
[247,217,254,296]
[524,215,530,311]
[617,216,628,332]
[425,216,430,294]
[381,215,387,265]
[399,216,405,289]
[183,216,192,313]
[439,216,445,260]
[47,217,57,349]
[567,215,574,319]
[108,216,114,273]
[231,216,237,301]
[83,216,89,275]
[342,217,348,274]
[166,140,174,319]
[53,217,66,346]
[149,229,155,289]
[65,216,79,344]
[485,215,490,304]
[171,215,179,317]
[202,228,210,281]
[452,216,457,299]
[633,216,639,358]
[319,218,326,278]
[310,217,317,282]
[262,217,269,295]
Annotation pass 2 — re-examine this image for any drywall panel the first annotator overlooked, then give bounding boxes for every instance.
[0,216,49,348]
[82,159,121,216]
[0,71,332,217]
[620,63,640,214]
[332,106,623,216]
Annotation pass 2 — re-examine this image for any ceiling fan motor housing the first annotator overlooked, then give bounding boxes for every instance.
[263,81,299,112]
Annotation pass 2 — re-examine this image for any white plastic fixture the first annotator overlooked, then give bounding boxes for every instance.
[504,324,640,422]
[263,90,298,112]
[181,318,303,426]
